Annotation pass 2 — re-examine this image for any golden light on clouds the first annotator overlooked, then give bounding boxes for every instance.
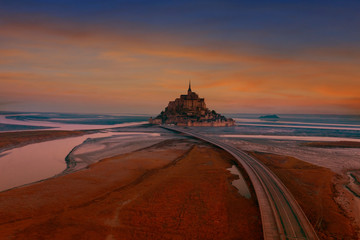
[0,8,359,114]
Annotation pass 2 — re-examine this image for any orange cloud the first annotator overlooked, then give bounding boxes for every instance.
[1,17,360,114]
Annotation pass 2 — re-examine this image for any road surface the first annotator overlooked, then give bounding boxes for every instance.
[161,125,318,240]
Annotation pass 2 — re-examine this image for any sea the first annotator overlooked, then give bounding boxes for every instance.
[1,111,360,141]
[203,113,360,142]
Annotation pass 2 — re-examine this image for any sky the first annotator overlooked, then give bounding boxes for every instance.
[0,0,360,115]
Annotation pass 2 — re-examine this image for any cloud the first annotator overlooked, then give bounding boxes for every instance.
[0,15,360,113]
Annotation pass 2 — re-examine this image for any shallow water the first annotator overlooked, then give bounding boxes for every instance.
[227,165,251,199]
[0,132,161,192]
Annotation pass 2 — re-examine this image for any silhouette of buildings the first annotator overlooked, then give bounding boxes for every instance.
[149,82,235,126]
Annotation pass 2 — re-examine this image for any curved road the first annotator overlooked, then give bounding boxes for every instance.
[161,126,318,240]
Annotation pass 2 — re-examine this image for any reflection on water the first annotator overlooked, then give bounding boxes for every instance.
[227,165,251,199]
[0,132,161,192]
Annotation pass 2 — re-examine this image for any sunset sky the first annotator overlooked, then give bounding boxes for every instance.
[1,0,359,114]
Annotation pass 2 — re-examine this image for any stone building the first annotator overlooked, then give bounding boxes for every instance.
[166,83,206,116]
[149,82,235,127]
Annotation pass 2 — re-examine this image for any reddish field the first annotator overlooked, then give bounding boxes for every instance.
[0,140,262,239]
[248,151,358,239]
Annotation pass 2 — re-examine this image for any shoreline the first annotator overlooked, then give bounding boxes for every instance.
[0,137,185,194]
[0,129,175,193]
[1,126,359,238]
[0,121,151,153]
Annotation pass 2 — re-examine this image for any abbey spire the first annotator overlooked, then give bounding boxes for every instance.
[188,80,192,94]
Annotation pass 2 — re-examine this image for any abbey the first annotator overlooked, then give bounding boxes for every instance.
[149,83,235,127]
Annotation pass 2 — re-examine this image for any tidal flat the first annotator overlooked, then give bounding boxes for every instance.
[0,117,360,239]
[225,137,360,239]
[0,138,262,240]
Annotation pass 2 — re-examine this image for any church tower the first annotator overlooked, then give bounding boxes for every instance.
[187,81,192,95]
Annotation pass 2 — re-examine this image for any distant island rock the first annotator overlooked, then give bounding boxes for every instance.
[149,83,235,127]
[259,114,280,120]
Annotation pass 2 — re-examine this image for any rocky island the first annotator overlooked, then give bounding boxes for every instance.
[259,114,279,120]
[149,83,235,126]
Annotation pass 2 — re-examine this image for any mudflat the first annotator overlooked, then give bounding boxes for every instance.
[0,139,261,240]
[249,151,359,239]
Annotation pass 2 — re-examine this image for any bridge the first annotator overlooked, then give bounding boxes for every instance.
[161,125,318,240]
